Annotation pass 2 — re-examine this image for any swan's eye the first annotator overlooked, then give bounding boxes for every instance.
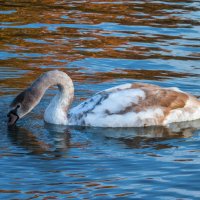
[16,104,21,109]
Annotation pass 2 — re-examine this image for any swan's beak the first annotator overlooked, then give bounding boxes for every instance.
[7,110,19,126]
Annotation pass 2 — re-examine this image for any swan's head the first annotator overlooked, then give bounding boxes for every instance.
[7,89,38,126]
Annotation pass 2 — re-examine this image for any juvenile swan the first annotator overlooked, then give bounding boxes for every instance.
[7,70,200,127]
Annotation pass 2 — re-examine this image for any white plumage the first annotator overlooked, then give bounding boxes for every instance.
[68,83,200,127]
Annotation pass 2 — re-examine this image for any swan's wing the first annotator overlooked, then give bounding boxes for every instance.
[69,83,200,127]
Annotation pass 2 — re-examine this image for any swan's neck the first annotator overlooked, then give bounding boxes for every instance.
[30,70,74,125]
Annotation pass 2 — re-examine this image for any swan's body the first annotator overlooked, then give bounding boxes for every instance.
[69,83,200,127]
[8,70,200,127]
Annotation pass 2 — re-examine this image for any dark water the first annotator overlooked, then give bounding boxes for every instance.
[0,0,200,199]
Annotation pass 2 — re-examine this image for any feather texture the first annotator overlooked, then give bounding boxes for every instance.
[69,83,200,127]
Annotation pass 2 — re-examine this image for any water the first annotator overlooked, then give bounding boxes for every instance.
[0,0,200,199]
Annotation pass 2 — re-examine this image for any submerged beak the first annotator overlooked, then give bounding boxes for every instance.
[7,111,19,126]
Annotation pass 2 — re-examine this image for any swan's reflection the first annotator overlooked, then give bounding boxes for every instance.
[7,124,71,157]
[7,119,200,155]
[77,119,200,149]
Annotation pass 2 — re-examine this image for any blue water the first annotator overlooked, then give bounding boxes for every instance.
[0,0,200,199]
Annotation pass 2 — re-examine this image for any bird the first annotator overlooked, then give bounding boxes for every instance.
[7,70,200,127]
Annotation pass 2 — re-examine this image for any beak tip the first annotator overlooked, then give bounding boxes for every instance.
[7,113,19,126]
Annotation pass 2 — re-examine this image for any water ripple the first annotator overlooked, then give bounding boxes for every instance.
[0,0,200,199]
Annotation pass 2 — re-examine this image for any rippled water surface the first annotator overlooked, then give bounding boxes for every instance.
[0,0,200,199]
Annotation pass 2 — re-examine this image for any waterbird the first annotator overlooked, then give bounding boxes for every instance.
[7,70,200,127]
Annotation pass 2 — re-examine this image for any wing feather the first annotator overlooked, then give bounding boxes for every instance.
[69,83,199,127]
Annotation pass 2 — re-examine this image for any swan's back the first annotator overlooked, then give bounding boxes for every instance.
[69,83,200,127]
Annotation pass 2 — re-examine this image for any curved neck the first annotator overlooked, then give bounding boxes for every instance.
[30,70,74,125]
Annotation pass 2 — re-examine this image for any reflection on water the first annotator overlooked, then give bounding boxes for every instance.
[7,125,71,157]
[8,119,200,156]
[1,0,200,96]
[2,120,200,198]
[0,0,200,199]
[75,119,200,150]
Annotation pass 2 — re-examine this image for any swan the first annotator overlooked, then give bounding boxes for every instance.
[7,70,200,127]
